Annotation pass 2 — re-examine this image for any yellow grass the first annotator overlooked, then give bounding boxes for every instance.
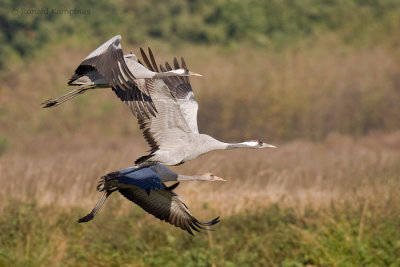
[1,131,399,219]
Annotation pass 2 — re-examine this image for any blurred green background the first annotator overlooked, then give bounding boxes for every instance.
[1,1,400,266]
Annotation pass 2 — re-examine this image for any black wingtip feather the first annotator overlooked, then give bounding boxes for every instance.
[184,216,220,235]
[165,62,173,71]
[198,216,220,227]
[140,47,153,71]
[181,57,187,69]
[173,57,180,69]
[148,47,159,72]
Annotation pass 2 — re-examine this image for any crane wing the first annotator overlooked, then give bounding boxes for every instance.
[118,184,220,235]
[134,78,193,164]
[68,35,156,119]
[160,57,199,133]
[140,48,200,134]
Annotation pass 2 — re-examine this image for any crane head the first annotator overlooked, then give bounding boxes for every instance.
[255,139,277,148]
[201,173,227,181]
[171,68,203,77]
[242,139,277,148]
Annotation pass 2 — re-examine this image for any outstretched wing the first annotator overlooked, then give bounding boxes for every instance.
[118,184,220,235]
[160,57,199,133]
[141,48,200,134]
[134,77,193,164]
[69,35,156,119]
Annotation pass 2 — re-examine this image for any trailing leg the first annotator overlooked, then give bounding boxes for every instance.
[77,190,115,223]
[41,85,95,108]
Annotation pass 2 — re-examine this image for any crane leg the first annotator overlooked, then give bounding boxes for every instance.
[41,85,95,108]
[77,190,114,223]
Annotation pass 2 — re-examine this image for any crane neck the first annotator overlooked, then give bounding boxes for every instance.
[177,175,207,181]
[154,70,184,78]
[226,142,253,149]
[198,135,260,151]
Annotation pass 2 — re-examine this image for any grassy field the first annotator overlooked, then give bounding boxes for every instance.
[0,130,399,266]
[1,11,400,265]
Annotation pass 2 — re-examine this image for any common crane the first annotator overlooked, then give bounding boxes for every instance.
[78,164,225,235]
[42,35,276,166]
[133,49,276,166]
[41,35,202,119]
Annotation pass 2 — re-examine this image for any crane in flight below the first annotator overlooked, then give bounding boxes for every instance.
[78,164,225,235]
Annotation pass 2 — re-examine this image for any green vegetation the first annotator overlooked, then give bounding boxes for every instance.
[2,0,400,69]
[0,198,398,266]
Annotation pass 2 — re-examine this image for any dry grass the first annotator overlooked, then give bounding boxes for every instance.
[1,131,399,219]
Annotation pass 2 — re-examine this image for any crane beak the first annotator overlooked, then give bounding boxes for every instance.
[188,71,203,77]
[212,175,227,182]
[261,143,277,148]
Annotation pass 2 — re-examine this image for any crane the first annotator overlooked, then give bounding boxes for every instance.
[42,35,276,165]
[78,164,225,235]
[133,48,276,166]
[41,35,202,120]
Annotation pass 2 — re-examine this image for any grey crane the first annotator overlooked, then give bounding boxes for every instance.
[41,35,276,165]
[41,35,201,119]
[78,164,225,235]
[132,49,277,166]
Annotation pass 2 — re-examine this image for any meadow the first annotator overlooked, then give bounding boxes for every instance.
[1,42,399,266]
[1,1,400,266]
[1,131,400,266]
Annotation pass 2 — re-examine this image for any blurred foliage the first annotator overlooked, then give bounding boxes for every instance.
[1,0,400,70]
[0,199,398,266]
[0,136,9,156]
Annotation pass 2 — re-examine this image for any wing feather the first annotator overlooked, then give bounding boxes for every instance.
[148,47,160,72]
[134,79,193,164]
[118,185,219,235]
[161,58,199,133]
[133,49,201,164]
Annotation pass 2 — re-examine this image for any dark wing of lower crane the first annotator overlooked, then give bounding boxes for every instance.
[141,47,199,133]
[118,183,220,235]
[68,35,156,119]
